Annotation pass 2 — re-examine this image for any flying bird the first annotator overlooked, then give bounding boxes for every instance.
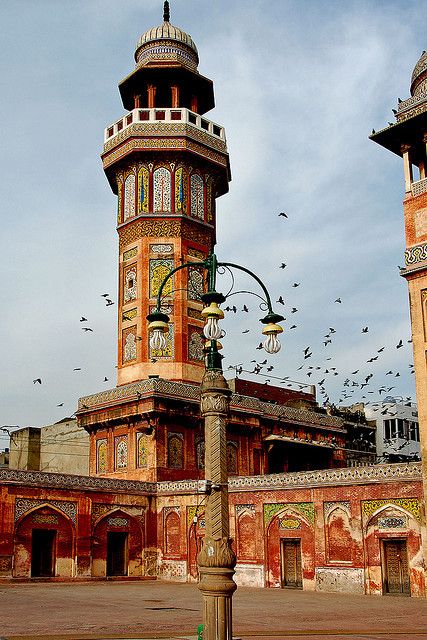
[362,327,369,333]
[80,317,88,322]
[277,296,285,305]
[334,298,342,304]
[101,293,110,298]
[33,378,42,384]
[73,367,82,371]
[57,403,64,407]
[280,263,287,269]
[106,299,114,306]
[242,329,250,334]
[82,327,93,332]
[396,339,403,348]
[291,307,298,313]
[103,377,108,382]
[278,212,288,218]
[292,283,300,288]
[242,305,249,312]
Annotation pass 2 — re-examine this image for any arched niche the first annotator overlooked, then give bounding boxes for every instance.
[164,509,181,557]
[236,509,256,561]
[265,506,315,589]
[326,506,353,563]
[92,509,143,578]
[14,504,75,578]
[364,504,424,597]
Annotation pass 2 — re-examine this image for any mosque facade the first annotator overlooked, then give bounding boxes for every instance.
[0,3,426,597]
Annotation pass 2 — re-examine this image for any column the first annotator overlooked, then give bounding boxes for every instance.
[198,368,236,640]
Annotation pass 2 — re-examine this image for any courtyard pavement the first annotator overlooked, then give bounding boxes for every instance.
[0,580,426,640]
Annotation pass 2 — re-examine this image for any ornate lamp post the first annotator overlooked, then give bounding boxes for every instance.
[147,251,283,640]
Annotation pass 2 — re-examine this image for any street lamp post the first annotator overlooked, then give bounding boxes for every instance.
[147,251,284,640]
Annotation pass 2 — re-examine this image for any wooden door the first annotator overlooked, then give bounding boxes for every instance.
[107,531,128,576]
[280,539,302,588]
[31,529,56,577]
[382,539,410,595]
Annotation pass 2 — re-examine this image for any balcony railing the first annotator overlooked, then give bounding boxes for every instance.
[411,177,427,197]
[104,108,226,143]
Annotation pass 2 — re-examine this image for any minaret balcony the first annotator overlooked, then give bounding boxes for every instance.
[104,107,226,144]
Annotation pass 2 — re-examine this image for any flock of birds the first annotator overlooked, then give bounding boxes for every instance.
[23,208,415,423]
[224,210,415,414]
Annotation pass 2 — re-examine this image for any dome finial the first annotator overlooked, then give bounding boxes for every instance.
[163,1,170,22]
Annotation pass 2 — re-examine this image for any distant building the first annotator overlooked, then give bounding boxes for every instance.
[9,418,89,475]
[364,399,420,463]
[0,449,9,468]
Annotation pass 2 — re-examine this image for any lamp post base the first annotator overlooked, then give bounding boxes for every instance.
[198,561,237,640]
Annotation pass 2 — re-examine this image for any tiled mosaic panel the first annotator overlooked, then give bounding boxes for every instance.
[124,174,136,221]
[115,436,128,469]
[14,498,77,524]
[168,432,184,469]
[122,307,137,322]
[150,243,173,255]
[137,433,148,468]
[188,267,204,301]
[188,330,204,361]
[149,259,174,299]
[175,167,187,213]
[124,267,137,303]
[190,173,204,219]
[123,247,137,261]
[263,503,315,527]
[153,167,171,212]
[138,166,149,214]
[123,327,137,362]
[97,439,107,472]
[361,498,421,523]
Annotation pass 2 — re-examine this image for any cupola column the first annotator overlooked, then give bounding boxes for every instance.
[402,145,413,193]
[147,84,156,108]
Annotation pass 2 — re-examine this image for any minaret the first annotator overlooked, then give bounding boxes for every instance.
[102,1,231,386]
[371,51,427,500]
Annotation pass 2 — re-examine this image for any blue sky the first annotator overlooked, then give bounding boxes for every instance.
[1,0,426,447]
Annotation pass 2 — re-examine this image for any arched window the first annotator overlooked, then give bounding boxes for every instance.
[124,174,136,221]
[195,439,205,470]
[175,167,187,213]
[327,507,352,562]
[190,173,204,219]
[153,167,171,212]
[168,433,183,469]
[137,433,148,468]
[164,510,180,556]
[116,438,128,469]
[138,166,149,214]
[97,439,107,472]
[227,441,238,475]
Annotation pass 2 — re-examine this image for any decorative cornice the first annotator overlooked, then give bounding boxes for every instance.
[1,463,421,497]
[0,468,156,495]
[77,378,345,431]
[405,241,427,267]
[103,122,227,155]
[227,462,422,492]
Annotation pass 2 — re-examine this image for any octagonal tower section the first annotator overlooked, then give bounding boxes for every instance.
[102,9,231,386]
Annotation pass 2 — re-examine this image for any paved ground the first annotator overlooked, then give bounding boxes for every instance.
[0,580,426,640]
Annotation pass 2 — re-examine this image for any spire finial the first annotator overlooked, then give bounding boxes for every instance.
[163,1,170,22]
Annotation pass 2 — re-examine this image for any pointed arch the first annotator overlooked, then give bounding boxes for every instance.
[190,172,204,219]
[153,166,172,212]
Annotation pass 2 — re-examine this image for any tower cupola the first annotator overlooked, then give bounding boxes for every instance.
[411,50,427,97]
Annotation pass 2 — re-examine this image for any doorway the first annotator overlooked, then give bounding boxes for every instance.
[107,531,128,576]
[382,539,410,595]
[280,539,302,588]
[31,529,56,577]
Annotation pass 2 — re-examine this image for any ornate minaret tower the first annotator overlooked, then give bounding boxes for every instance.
[102,1,230,386]
[371,51,427,503]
